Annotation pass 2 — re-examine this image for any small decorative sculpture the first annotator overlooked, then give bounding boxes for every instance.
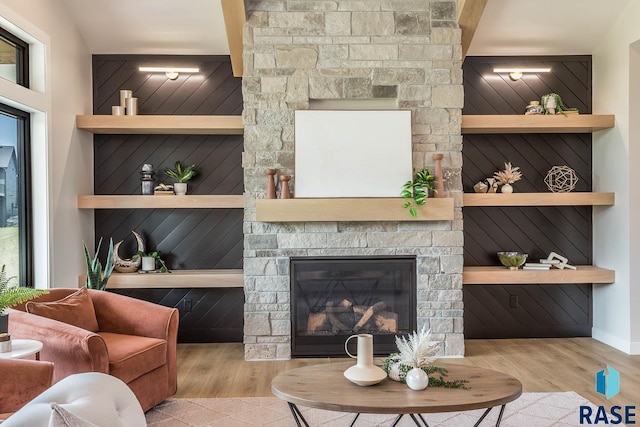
[544,165,578,193]
[545,251,577,270]
[113,231,145,273]
[140,164,155,195]
[265,168,277,199]
[473,177,499,193]
[494,162,523,194]
[279,175,292,199]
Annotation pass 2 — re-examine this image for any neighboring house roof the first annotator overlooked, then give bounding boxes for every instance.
[0,146,16,169]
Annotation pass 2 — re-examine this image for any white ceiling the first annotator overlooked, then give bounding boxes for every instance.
[468,0,631,56]
[62,0,631,57]
[62,0,229,55]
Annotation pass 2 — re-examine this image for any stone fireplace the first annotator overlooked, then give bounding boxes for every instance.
[242,0,464,360]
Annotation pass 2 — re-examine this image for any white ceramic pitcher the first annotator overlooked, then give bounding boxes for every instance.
[345,333,374,367]
[343,333,387,386]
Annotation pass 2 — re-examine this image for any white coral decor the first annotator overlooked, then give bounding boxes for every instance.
[395,326,440,369]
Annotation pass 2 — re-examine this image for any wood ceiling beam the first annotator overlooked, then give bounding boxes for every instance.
[221,0,246,77]
[458,0,488,60]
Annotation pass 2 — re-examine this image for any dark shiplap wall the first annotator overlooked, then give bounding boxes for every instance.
[92,55,244,342]
[463,56,593,338]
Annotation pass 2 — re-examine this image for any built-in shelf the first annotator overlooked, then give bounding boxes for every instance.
[463,192,615,207]
[75,115,243,135]
[461,114,615,134]
[78,195,244,209]
[78,269,244,289]
[255,198,454,222]
[462,266,615,285]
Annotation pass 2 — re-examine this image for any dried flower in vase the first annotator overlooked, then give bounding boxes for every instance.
[395,326,440,369]
[494,162,523,185]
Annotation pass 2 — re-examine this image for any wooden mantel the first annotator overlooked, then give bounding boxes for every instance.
[255,198,454,222]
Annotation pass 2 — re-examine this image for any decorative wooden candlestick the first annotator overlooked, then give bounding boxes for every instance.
[265,168,277,199]
[432,153,445,198]
[279,175,292,199]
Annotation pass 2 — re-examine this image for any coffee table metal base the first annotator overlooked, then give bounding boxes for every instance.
[286,402,507,427]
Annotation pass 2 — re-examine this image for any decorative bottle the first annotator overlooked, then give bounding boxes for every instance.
[140,164,155,195]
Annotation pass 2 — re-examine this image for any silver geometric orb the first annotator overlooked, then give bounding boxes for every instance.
[544,165,578,193]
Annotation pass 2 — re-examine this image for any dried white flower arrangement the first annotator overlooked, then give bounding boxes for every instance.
[394,326,440,369]
[494,162,523,185]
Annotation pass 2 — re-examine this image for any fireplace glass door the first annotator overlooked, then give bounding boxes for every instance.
[290,256,416,357]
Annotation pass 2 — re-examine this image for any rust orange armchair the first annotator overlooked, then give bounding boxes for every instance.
[0,358,54,421]
[8,288,179,411]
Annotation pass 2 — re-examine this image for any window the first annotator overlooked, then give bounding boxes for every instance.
[0,26,28,87]
[0,103,32,286]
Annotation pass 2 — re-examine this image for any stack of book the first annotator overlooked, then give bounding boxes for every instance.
[522,262,551,270]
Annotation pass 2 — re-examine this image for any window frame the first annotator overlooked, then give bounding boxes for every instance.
[0,26,29,87]
[0,102,33,287]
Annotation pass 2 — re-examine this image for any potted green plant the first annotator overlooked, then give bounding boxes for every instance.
[0,265,48,333]
[541,93,578,115]
[83,237,115,290]
[164,161,196,195]
[133,250,170,273]
[401,168,437,217]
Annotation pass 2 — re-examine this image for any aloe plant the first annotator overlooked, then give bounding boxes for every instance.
[83,237,115,290]
[164,161,196,183]
[401,168,437,217]
[0,265,48,312]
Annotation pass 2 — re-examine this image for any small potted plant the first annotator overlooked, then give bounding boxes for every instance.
[133,250,170,273]
[541,93,578,115]
[0,265,48,333]
[401,168,437,217]
[493,162,523,193]
[164,161,196,195]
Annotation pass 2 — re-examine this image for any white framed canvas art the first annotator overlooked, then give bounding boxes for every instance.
[294,110,412,198]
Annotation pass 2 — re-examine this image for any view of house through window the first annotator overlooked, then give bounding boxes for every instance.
[0,105,30,286]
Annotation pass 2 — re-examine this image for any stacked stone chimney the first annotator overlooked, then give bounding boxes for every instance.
[242,0,464,360]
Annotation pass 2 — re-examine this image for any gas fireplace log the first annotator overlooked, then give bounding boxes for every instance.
[353,302,387,331]
[326,301,353,331]
[373,311,398,333]
[307,312,329,332]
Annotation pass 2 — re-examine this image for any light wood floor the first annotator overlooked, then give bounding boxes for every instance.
[175,338,640,408]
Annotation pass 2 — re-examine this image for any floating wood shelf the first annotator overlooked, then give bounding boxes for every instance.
[78,269,244,289]
[78,195,244,209]
[461,114,615,134]
[463,266,615,285]
[255,198,454,222]
[76,115,243,134]
[463,192,615,207]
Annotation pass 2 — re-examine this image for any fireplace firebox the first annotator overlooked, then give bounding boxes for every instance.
[290,256,416,357]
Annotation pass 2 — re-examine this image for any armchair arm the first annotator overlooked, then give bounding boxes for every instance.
[90,290,179,394]
[0,359,54,414]
[7,309,109,382]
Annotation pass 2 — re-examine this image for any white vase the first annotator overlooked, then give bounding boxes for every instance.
[141,256,156,271]
[173,182,187,195]
[501,183,513,193]
[405,367,429,390]
[343,334,387,386]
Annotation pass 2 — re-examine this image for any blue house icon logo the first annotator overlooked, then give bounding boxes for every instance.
[596,365,620,399]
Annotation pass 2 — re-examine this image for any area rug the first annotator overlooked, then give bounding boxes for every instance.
[145,392,604,426]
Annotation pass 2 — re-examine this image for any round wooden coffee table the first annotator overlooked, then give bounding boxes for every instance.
[271,361,522,427]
